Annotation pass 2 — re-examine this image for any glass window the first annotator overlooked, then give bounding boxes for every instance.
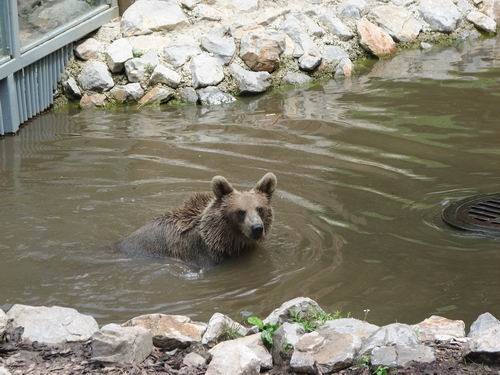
[18,0,109,48]
[0,1,10,59]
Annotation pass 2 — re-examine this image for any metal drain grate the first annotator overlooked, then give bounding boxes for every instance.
[442,193,500,235]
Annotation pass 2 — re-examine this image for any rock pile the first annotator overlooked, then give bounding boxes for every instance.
[61,0,498,108]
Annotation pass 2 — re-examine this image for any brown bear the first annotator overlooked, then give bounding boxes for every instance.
[115,172,277,266]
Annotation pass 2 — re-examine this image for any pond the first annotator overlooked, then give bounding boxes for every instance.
[1,35,500,326]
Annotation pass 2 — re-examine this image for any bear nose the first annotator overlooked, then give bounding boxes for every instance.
[251,224,264,239]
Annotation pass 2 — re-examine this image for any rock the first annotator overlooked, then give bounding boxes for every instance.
[319,14,354,41]
[240,31,285,72]
[121,0,188,36]
[282,72,312,85]
[206,342,260,375]
[124,52,159,83]
[467,312,500,362]
[63,77,82,100]
[197,87,235,105]
[272,322,305,365]
[6,305,98,345]
[201,34,236,65]
[209,334,272,370]
[0,367,11,375]
[264,297,324,326]
[419,0,462,33]
[179,0,201,10]
[190,54,225,88]
[28,0,90,31]
[95,21,121,43]
[280,15,318,57]
[78,61,114,92]
[372,345,435,367]
[110,83,144,103]
[91,323,153,365]
[138,86,175,106]
[299,54,322,72]
[322,46,349,66]
[105,38,133,73]
[413,315,466,341]
[193,4,223,21]
[123,314,206,350]
[0,309,7,335]
[150,65,181,88]
[80,93,107,108]
[297,14,325,37]
[420,42,433,49]
[467,10,497,32]
[225,0,259,12]
[179,87,199,103]
[202,313,248,347]
[337,0,368,19]
[335,58,353,78]
[127,35,170,55]
[361,323,420,354]
[183,352,207,367]
[164,44,202,68]
[74,38,103,60]
[369,5,422,42]
[319,318,379,340]
[357,18,397,58]
[230,63,271,93]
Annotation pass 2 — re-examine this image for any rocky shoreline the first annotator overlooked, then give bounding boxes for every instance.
[1,297,500,374]
[58,0,499,108]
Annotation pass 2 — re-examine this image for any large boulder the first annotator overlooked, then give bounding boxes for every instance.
[466,312,500,363]
[371,344,435,367]
[230,63,271,94]
[6,305,98,345]
[78,61,114,92]
[110,83,144,103]
[197,87,236,105]
[206,342,260,375]
[240,31,286,73]
[467,11,497,33]
[272,322,305,365]
[209,334,272,370]
[360,323,419,354]
[123,313,206,350]
[369,5,422,42]
[201,34,236,65]
[0,309,7,336]
[413,315,466,341]
[190,54,225,88]
[149,65,181,88]
[202,313,248,347]
[121,0,188,36]
[318,14,354,41]
[419,0,462,33]
[264,297,324,326]
[280,15,319,57]
[357,18,396,58]
[91,323,153,365]
[105,38,133,73]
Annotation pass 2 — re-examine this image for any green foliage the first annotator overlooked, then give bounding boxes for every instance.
[373,365,389,375]
[133,50,144,58]
[354,355,371,368]
[289,308,350,333]
[219,322,244,342]
[145,64,155,75]
[247,316,279,348]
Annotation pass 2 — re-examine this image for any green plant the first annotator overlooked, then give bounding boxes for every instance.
[290,309,350,333]
[354,355,370,368]
[373,365,389,375]
[219,322,244,342]
[247,316,279,348]
[145,64,155,75]
[133,50,144,58]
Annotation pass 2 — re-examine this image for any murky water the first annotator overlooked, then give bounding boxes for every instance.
[2,37,500,326]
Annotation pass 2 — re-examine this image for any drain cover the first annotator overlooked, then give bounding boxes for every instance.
[442,193,500,235]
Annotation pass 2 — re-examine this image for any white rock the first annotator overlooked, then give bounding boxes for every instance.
[230,63,271,93]
[179,87,199,103]
[280,16,319,57]
[0,367,11,375]
[63,77,82,100]
[419,0,462,33]
[240,30,286,72]
[206,342,260,375]
[413,315,466,341]
[372,345,435,367]
[337,0,368,19]
[224,0,259,12]
[335,58,354,78]
[193,4,223,21]
[74,38,103,60]
[121,0,188,36]
[296,14,325,37]
[6,305,98,345]
[272,322,305,365]
[78,60,114,92]
[183,352,207,367]
[190,54,225,88]
[319,14,354,41]
[361,323,420,354]
[110,83,144,103]
[282,71,312,85]
[201,34,236,64]
[179,0,201,10]
[164,44,202,68]
[202,313,248,347]
[150,65,181,88]
[467,312,500,358]
[95,21,121,43]
[322,46,349,66]
[467,10,497,32]
[91,323,153,365]
[0,309,7,335]
[209,334,272,370]
[197,86,236,105]
[370,5,422,42]
[124,52,159,83]
[127,35,170,55]
[264,297,324,326]
[420,42,433,49]
[105,38,133,73]
[299,54,322,72]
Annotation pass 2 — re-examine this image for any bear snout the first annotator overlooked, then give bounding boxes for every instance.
[251,223,264,239]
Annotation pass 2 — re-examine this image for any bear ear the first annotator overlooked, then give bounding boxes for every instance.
[254,172,277,198]
[212,176,234,199]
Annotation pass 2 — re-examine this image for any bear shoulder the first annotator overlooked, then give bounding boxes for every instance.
[167,192,214,233]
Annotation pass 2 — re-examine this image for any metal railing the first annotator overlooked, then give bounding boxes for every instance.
[0,0,119,135]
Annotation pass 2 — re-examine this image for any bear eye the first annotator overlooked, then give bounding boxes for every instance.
[256,207,264,216]
[236,209,246,220]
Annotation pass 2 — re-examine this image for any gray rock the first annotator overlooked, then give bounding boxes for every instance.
[209,334,272,370]
[78,61,114,92]
[74,38,103,60]
[197,87,235,105]
[280,15,318,57]
[369,5,422,42]
[91,323,153,365]
[150,65,181,88]
[420,42,433,49]
[95,20,121,43]
[335,58,354,78]
[226,0,259,12]
[322,46,349,66]
[467,312,500,360]
[240,30,285,72]
[80,93,107,108]
[206,342,260,375]
[123,314,206,350]
[467,10,497,33]
[0,309,7,336]
[6,305,98,345]
[282,72,312,85]
[419,0,462,33]
[230,63,271,93]
[264,297,324,326]
[0,367,11,375]
[413,315,466,341]
[290,349,316,373]
[179,0,201,10]
[190,54,225,88]
[201,34,236,65]
[28,0,90,31]
[183,352,207,367]
[202,313,248,347]
[63,77,82,100]
[319,14,354,41]
[361,323,420,355]
[125,52,159,83]
[272,322,305,365]
[337,0,368,19]
[297,14,325,37]
[193,4,223,21]
[121,0,188,36]
[299,54,322,72]
[138,86,175,106]
[110,83,144,103]
[319,318,379,340]
[164,44,202,68]
[105,38,133,73]
[372,345,435,367]
[179,87,199,103]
